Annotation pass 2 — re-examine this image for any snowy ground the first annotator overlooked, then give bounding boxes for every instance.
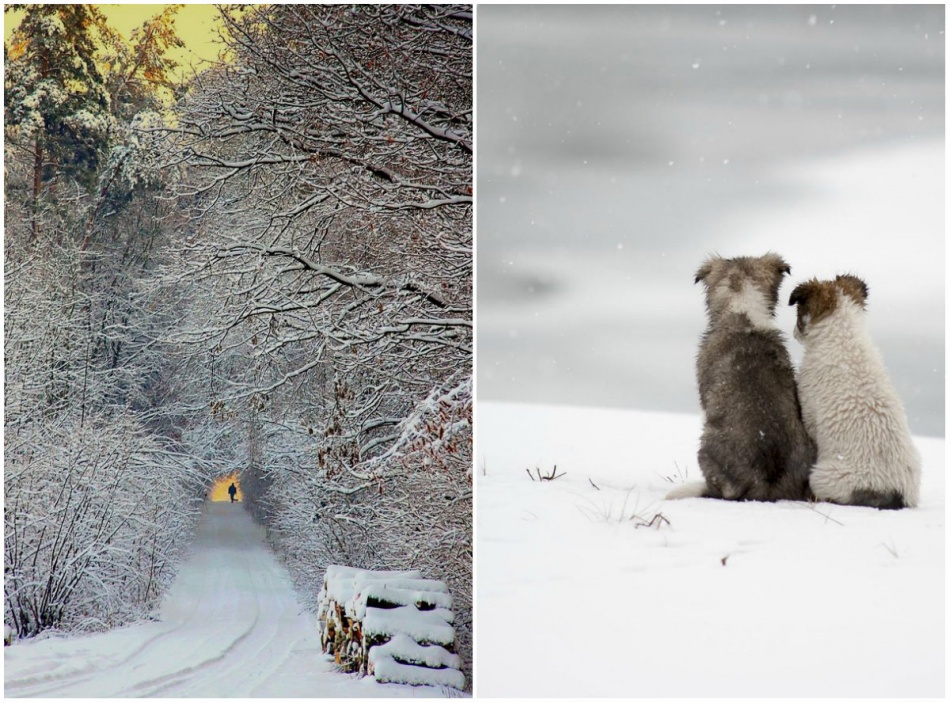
[4,502,458,698]
[475,402,945,697]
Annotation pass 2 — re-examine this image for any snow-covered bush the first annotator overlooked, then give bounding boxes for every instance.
[3,413,202,638]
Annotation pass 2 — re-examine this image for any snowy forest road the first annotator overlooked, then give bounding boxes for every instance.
[4,503,432,698]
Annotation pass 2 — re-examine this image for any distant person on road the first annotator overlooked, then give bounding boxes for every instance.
[228,482,237,503]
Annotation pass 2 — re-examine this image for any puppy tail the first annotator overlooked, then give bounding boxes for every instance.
[665,481,709,500]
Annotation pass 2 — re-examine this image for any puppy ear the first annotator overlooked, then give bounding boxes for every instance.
[762,252,791,277]
[788,281,814,335]
[788,282,810,308]
[790,279,839,331]
[835,274,869,307]
[694,259,715,285]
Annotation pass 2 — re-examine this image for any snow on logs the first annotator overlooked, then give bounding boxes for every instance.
[317,565,464,690]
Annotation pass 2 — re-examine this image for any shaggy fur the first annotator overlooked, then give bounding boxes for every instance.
[671,253,815,502]
[789,275,921,509]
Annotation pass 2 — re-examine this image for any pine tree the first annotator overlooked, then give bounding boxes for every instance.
[100,3,186,119]
[4,5,114,240]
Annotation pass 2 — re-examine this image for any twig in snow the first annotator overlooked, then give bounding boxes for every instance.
[588,477,600,491]
[632,512,670,530]
[527,465,565,481]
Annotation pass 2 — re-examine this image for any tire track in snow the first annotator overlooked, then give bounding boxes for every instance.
[136,529,287,697]
[114,513,270,697]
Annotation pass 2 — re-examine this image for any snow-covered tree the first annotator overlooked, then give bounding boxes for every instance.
[5,6,473,686]
[153,4,473,681]
[4,4,114,240]
[4,6,206,639]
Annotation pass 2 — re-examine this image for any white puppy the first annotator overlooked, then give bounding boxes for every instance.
[789,275,921,509]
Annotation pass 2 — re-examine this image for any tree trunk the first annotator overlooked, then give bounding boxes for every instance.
[30,138,43,243]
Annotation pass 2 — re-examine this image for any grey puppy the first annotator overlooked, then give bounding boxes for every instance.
[668,253,815,501]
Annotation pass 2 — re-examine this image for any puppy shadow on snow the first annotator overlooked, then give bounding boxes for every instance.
[668,253,921,512]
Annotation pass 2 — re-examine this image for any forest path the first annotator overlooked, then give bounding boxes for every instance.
[4,502,433,698]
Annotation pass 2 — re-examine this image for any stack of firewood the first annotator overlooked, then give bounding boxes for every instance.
[317,565,464,690]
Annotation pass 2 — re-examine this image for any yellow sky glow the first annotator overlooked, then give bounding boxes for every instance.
[209,473,243,502]
[3,4,223,80]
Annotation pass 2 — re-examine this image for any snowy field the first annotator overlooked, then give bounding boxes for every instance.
[4,503,459,698]
[475,402,945,697]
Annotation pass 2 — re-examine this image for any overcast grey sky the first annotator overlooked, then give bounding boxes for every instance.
[477,4,945,437]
